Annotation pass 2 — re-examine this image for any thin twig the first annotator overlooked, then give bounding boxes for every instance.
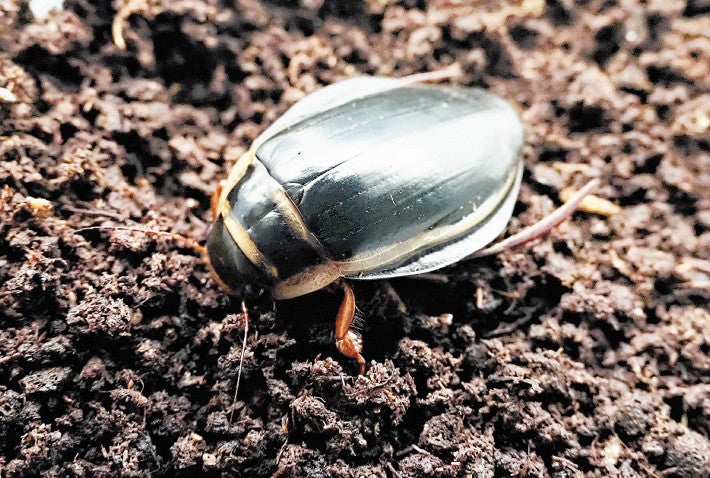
[63,205,126,221]
[399,63,464,84]
[75,225,206,256]
[229,300,250,424]
[482,308,536,338]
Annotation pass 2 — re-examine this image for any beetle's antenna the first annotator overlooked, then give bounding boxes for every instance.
[470,178,601,258]
[230,300,249,424]
[75,226,207,256]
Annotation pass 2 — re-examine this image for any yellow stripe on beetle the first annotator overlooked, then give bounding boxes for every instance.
[220,201,280,280]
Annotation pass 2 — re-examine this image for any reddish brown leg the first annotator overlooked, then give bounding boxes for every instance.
[470,178,601,259]
[334,281,366,374]
[210,182,224,221]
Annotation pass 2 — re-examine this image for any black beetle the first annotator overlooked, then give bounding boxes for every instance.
[206,76,525,373]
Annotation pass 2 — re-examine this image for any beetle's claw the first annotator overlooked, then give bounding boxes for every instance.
[336,330,366,375]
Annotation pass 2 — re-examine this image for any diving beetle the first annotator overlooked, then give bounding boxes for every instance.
[205,75,537,374]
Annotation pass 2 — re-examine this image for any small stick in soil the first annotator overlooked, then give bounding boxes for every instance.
[560,184,621,216]
[399,63,464,84]
[403,272,450,284]
[63,205,126,221]
[482,307,536,338]
[0,352,22,366]
[75,226,207,255]
[229,300,250,424]
[112,0,152,51]
[0,87,18,103]
[469,178,600,259]
[387,463,403,478]
[382,281,407,313]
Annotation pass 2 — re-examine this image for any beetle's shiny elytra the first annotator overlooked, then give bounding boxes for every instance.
[206,76,524,372]
[207,76,523,298]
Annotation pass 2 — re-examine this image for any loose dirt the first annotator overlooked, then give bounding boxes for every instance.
[1,0,708,476]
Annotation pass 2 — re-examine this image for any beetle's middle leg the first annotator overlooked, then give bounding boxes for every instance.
[334,281,366,374]
[470,178,600,258]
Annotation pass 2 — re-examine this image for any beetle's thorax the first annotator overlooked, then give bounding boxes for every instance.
[206,149,342,299]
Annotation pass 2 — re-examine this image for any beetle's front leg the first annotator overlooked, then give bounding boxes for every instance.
[210,181,225,221]
[334,281,366,374]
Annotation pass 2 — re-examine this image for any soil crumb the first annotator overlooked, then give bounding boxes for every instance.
[1,0,708,476]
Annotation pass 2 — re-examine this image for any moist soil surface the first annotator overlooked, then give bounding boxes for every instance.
[1,1,709,476]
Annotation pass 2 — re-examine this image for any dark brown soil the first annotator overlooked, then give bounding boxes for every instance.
[1,1,709,476]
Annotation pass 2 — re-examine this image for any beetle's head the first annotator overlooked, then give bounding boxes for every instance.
[205,216,274,299]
